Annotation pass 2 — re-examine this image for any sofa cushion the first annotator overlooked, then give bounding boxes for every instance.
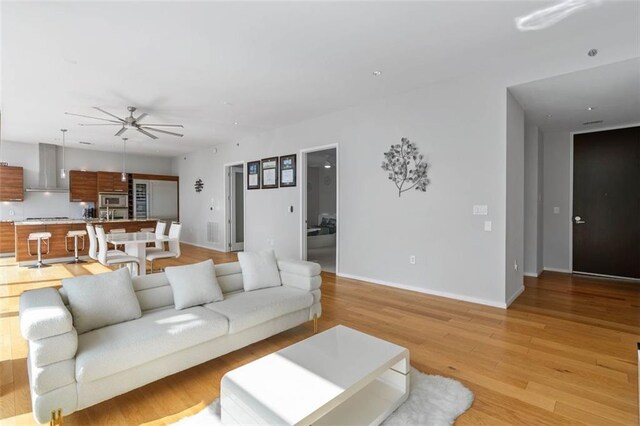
[203,287,313,334]
[165,260,224,310]
[75,306,228,383]
[238,250,281,291]
[63,268,141,334]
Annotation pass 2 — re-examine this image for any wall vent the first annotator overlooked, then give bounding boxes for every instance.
[582,120,604,126]
[206,222,219,243]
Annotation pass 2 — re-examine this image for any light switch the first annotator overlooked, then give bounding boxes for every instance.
[484,221,492,232]
[553,207,560,214]
[473,205,488,215]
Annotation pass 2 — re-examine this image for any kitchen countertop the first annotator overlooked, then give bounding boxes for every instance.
[14,218,159,226]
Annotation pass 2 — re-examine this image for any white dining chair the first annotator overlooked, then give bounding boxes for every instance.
[95,226,141,274]
[145,221,167,254]
[86,223,125,261]
[109,228,126,234]
[145,222,181,273]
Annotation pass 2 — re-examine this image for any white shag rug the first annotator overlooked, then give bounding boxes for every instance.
[173,369,474,426]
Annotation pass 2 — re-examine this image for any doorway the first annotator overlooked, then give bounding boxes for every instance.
[225,164,244,252]
[572,126,640,279]
[301,146,338,273]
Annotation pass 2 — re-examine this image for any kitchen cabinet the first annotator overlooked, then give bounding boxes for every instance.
[0,222,15,254]
[97,172,128,193]
[0,166,24,202]
[69,170,97,202]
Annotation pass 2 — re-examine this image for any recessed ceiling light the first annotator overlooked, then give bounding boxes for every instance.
[372,71,382,76]
[223,101,232,106]
[587,48,598,57]
[233,121,239,125]
[587,106,596,111]
[546,114,553,118]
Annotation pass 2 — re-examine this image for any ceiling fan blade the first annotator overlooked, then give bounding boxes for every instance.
[115,127,128,137]
[64,112,121,123]
[136,127,158,139]
[135,113,148,122]
[141,127,184,137]
[136,124,184,128]
[93,107,125,122]
[78,123,122,126]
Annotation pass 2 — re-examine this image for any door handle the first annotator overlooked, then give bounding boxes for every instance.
[574,215,586,224]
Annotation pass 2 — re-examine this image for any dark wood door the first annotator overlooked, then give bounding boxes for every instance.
[573,126,640,279]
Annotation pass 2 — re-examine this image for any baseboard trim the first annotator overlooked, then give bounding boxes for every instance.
[336,272,507,309]
[543,267,572,274]
[506,285,525,307]
[523,272,539,278]
[181,241,225,252]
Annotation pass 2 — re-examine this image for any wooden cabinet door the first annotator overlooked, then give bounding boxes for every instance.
[69,170,97,202]
[0,222,15,253]
[97,172,114,192]
[112,173,128,193]
[0,166,24,201]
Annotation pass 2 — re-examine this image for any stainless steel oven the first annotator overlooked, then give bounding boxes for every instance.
[99,193,128,208]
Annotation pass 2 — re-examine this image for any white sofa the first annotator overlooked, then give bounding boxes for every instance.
[19,259,322,424]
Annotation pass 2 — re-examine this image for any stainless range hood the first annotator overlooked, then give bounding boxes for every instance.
[25,144,69,193]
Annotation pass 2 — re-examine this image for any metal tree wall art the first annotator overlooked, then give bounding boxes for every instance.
[381,137,430,197]
[194,178,204,193]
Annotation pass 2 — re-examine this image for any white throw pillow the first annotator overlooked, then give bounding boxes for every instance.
[62,267,142,334]
[238,250,282,292]
[164,259,224,310]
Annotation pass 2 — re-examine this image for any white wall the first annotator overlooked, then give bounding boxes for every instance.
[523,124,544,276]
[0,140,172,221]
[505,90,525,304]
[175,72,510,307]
[542,131,572,272]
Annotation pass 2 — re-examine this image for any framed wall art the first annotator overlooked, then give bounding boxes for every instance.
[261,157,278,189]
[279,154,296,187]
[247,161,261,190]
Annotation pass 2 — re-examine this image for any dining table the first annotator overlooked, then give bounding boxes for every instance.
[106,231,173,276]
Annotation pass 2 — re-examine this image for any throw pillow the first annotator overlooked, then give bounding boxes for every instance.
[164,259,224,310]
[237,250,282,291]
[62,267,142,334]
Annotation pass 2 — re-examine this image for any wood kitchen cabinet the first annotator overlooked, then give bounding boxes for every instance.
[97,172,128,193]
[69,170,97,202]
[0,222,15,254]
[0,165,24,202]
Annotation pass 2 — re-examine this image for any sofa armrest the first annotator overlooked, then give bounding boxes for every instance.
[278,260,322,292]
[20,288,73,341]
[277,260,321,277]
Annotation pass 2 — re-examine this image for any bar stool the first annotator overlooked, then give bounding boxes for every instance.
[65,229,87,264]
[27,232,52,269]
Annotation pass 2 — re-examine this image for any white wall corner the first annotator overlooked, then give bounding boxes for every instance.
[506,285,525,307]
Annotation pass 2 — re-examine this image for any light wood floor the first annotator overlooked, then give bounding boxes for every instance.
[1,244,638,425]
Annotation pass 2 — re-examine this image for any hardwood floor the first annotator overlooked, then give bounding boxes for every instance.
[1,244,638,425]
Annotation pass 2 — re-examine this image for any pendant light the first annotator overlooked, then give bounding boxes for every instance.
[60,129,67,179]
[121,137,128,182]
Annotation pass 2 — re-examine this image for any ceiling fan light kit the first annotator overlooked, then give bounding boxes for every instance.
[65,106,184,140]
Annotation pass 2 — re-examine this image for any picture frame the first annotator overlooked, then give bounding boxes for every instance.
[261,157,279,189]
[247,161,261,190]
[279,154,297,187]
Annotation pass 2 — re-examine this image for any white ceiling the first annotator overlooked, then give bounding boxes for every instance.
[1,1,639,156]
[510,58,640,133]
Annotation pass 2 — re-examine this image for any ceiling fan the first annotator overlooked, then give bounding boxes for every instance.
[65,106,184,139]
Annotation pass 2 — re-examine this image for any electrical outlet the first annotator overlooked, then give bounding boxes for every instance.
[484,221,492,231]
[553,207,560,214]
[409,255,416,265]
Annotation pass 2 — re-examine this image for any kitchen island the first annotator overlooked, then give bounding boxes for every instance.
[14,219,158,264]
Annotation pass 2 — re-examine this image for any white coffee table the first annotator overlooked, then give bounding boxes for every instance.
[220,325,410,425]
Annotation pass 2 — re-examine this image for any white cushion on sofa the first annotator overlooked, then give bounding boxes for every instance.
[165,260,224,309]
[237,250,281,291]
[62,268,141,334]
[75,306,228,383]
[204,286,313,334]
